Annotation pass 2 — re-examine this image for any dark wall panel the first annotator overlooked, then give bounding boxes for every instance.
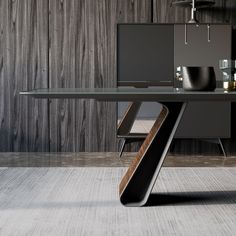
[0,0,49,151]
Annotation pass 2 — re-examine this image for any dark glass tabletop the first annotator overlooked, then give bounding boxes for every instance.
[20,87,236,102]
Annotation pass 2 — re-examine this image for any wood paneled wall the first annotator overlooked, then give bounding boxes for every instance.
[0,0,151,152]
[0,0,236,154]
[0,0,49,151]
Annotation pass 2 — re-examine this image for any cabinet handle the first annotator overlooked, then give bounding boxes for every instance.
[207,24,211,43]
[185,24,188,45]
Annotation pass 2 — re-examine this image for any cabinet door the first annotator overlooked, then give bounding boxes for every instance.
[174,24,232,82]
[174,24,231,138]
[175,102,231,138]
[117,24,174,86]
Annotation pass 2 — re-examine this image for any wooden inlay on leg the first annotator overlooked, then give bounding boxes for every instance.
[119,105,168,202]
[119,102,186,206]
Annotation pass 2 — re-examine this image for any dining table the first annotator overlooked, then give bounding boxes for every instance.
[20,87,236,206]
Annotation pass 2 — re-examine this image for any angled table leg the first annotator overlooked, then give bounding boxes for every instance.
[117,102,142,136]
[117,102,142,157]
[119,102,187,206]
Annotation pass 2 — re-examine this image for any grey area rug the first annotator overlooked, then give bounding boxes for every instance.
[0,167,235,236]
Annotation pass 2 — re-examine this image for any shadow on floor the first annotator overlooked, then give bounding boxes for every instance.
[145,190,236,207]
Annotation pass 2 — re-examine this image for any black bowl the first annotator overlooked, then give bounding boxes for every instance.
[182,66,216,91]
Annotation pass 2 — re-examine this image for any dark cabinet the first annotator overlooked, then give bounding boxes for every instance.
[175,101,231,138]
[117,23,232,139]
[174,24,231,138]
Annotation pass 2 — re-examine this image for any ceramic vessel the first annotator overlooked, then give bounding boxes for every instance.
[182,66,216,91]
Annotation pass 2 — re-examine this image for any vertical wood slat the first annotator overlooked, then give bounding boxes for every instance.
[0,0,48,151]
[74,0,90,151]
[0,0,5,150]
[49,0,76,151]
[49,0,151,152]
[28,0,49,151]
[92,0,114,151]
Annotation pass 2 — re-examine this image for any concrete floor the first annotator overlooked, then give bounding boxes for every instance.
[0,152,235,167]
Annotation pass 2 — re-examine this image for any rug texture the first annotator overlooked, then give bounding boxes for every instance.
[0,167,235,236]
